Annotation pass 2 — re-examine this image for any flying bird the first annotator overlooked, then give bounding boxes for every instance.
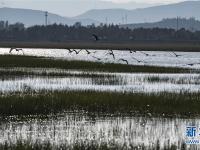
[171,52,182,57]
[118,58,129,64]
[92,34,99,41]
[129,50,137,54]
[186,63,200,66]
[9,48,24,55]
[126,48,136,54]
[139,51,156,57]
[66,48,74,53]
[106,50,115,59]
[92,56,101,61]
[73,49,81,55]
[139,51,150,56]
[132,57,145,63]
[84,49,92,55]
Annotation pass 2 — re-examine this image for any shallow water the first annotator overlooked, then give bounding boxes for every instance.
[0,69,199,93]
[0,113,199,149]
[1,49,200,148]
[1,48,200,69]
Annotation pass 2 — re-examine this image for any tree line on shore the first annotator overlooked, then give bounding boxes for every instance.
[0,21,200,42]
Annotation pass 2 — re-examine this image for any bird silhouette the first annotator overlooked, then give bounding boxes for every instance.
[72,49,81,54]
[139,51,156,57]
[84,49,92,54]
[9,48,24,55]
[139,51,150,56]
[126,48,136,54]
[92,34,99,41]
[129,50,137,53]
[118,58,129,64]
[106,50,115,59]
[66,48,74,53]
[132,57,145,63]
[171,52,182,57]
[92,56,101,61]
[186,63,200,66]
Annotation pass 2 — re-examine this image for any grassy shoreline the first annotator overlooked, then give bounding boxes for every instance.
[0,55,196,73]
[0,90,200,117]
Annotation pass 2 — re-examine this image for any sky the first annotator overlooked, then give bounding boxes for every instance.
[104,0,182,3]
[0,0,192,17]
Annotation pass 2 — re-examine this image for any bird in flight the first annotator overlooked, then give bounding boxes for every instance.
[186,63,200,66]
[66,48,74,53]
[92,34,99,41]
[92,56,101,61]
[139,51,156,57]
[9,48,24,55]
[73,49,81,55]
[126,48,136,54]
[139,51,150,56]
[118,58,129,64]
[106,50,115,60]
[129,50,137,54]
[132,57,145,63]
[171,52,182,57]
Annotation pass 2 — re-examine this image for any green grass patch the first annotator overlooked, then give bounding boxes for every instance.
[0,55,196,73]
[0,91,200,117]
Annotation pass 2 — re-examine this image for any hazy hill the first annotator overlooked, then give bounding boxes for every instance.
[1,0,158,17]
[0,7,98,27]
[75,1,200,24]
[121,18,200,31]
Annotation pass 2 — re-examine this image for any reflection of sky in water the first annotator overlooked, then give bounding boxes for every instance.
[0,113,199,149]
[0,70,200,93]
[1,48,200,69]
[0,48,200,149]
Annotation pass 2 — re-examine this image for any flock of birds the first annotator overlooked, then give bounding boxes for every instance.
[65,48,200,67]
[8,47,200,67]
[7,34,200,67]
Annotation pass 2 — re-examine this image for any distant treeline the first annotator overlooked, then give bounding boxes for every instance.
[0,21,200,42]
[121,18,200,32]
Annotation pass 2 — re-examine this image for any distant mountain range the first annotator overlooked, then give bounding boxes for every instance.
[120,18,200,31]
[0,1,200,27]
[74,1,200,24]
[0,7,98,27]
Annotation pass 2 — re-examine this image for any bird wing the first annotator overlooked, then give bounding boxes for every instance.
[9,48,14,53]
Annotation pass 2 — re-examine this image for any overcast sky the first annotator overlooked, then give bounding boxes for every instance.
[0,0,193,17]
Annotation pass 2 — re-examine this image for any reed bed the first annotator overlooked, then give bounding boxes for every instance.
[0,90,200,117]
[0,55,195,73]
[0,139,187,150]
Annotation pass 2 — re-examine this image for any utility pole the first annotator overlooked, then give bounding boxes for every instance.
[125,14,128,24]
[176,16,179,31]
[45,11,48,26]
[122,16,124,24]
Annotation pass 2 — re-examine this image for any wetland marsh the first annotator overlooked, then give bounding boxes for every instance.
[0,48,200,149]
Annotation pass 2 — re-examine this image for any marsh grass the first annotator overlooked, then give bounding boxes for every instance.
[0,70,117,79]
[0,90,200,117]
[0,55,195,73]
[0,139,187,150]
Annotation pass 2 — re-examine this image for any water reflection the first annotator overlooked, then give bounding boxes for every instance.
[0,113,198,149]
[1,48,200,69]
[0,69,199,93]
